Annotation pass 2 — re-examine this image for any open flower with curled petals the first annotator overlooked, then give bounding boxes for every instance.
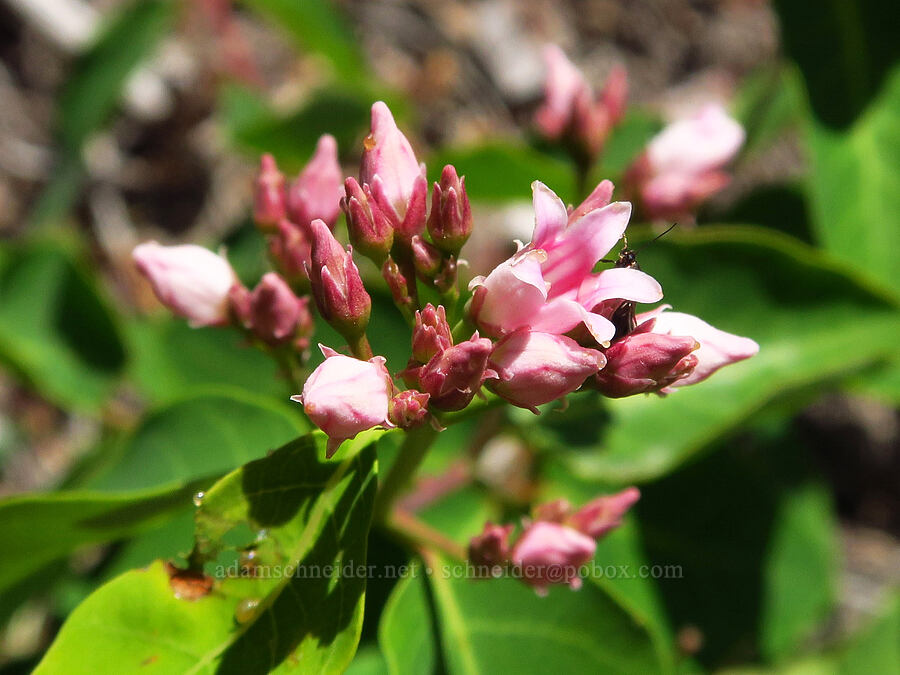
[627,104,744,221]
[133,242,237,327]
[293,345,393,457]
[469,181,662,345]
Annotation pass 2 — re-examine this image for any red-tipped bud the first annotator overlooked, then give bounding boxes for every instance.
[253,154,287,230]
[593,328,699,398]
[401,335,497,411]
[468,522,514,574]
[567,487,640,539]
[388,389,431,429]
[427,165,473,254]
[342,177,394,262]
[287,134,343,229]
[307,219,371,340]
[511,521,596,594]
[381,256,414,313]
[411,235,443,280]
[268,219,311,286]
[248,272,312,346]
[411,304,452,363]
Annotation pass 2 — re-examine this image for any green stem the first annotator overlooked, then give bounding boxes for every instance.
[373,424,439,524]
[347,333,374,360]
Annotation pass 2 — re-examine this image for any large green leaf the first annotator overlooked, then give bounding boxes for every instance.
[773,0,897,129]
[0,483,198,597]
[379,569,437,675]
[126,318,291,404]
[36,431,379,674]
[426,552,663,675]
[536,226,899,484]
[805,66,900,291]
[0,244,126,412]
[836,592,900,674]
[93,391,307,491]
[760,482,838,661]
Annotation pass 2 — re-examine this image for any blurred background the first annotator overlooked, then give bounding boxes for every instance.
[0,0,897,672]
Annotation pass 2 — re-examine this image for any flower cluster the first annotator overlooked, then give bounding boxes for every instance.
[131,82,757,458]
[469,488,640,594]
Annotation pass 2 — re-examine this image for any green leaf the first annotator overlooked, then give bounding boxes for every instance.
[760,482,838,661]
[542,226,899,484]
[36,432,379,674]
[93,391,307,492]
[240,0,367,86]
[836,592,900,674]
[379,569,437,675]
[0,243,126,412]
[733,66,805,157]
[596,111,661,178]
[429,144,576,205]
[0,483,198,597]
[426,552,663,674]
[805,66,900,291]
[772,0,897,128]
[346,646,389,675]
[58,0,173,149]
[125,318,290,404]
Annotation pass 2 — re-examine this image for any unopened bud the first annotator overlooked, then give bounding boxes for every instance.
[382,256,414,313]
[401,335,497,411]
[307,219,371,340]
[268,219,311,286]
[411,304,451,363]
[287,134,343,228]
[427,165,472,253]
[388,389,431,429]
[593,328,699,398]
[248,272,312,345]
[253,154,287,230]
[342,177,394,263]
[411,235,443,280]
[468,522,514,574]
[567,487,640,539]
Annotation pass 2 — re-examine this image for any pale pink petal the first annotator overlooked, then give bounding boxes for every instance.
[647,104,744,176]
[578,267,664,307]
[531,181,569,248]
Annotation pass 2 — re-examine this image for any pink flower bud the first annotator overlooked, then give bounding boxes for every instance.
[567,487,640,539]
[643,309,759,391]
[533,499,572,523]
[293,345,393,457]
[411,235,443,279]
[535,44,589,140]
[469,522,514,573]
[382,256,414,313]
[227,282,252,326]
[593,328,699,397]
[599,64,628,128]
[427,165,473,254]
[248,272,311,345]
[133,241,236,327]
[511,521,596,594]
[268,219,311,285]
[253,154,287,230]
[307,219,371,340]
[411,304,452,364]
[401,335,497,412]
[342,177,394,262]
[488,331,606,413]
[388,389,431,429]
[287,134,343,229]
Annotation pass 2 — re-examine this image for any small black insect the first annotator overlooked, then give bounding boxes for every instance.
[604,224,676,341]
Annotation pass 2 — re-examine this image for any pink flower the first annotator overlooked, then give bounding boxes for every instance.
[359,101,427,239]
[388,390,431,430]
[511,521,596,594]
[132,242,236,327]
[293,345,393,457]
[287,134,344,229]
[469,181,662,344]
[488,330,606,413]
[638,308,759,391]
[535,45,628,159]
[401,335,497,412]
[630,104,744,220]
